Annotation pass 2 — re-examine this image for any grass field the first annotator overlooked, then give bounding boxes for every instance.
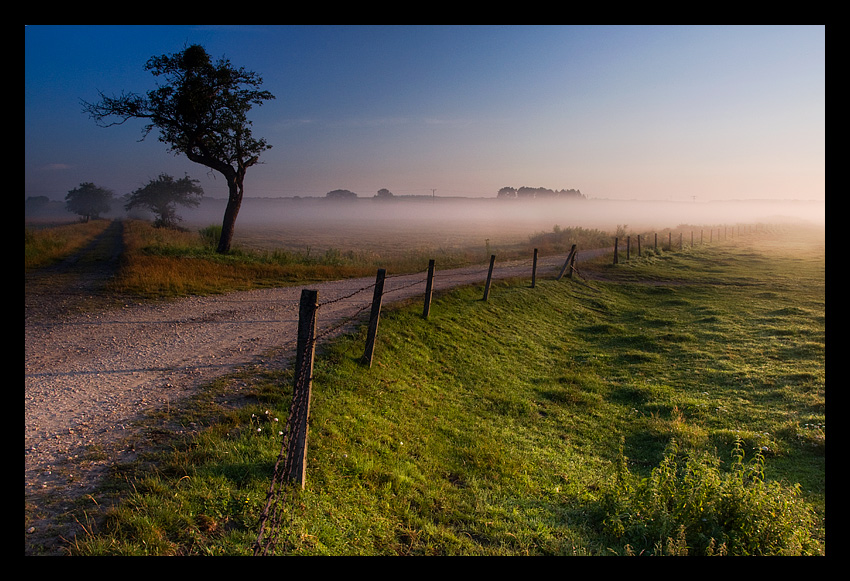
[57,221,824,556]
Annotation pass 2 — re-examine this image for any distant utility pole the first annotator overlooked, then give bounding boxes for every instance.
[431,189,436,200]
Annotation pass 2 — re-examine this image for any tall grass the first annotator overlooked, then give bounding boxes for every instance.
[65,226,824,555]
[109,221,620,299]
[110,221,379,298]
[24,219,112,270]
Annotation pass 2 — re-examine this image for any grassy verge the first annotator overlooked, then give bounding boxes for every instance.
[24,219,112,270]
[68,224,824,556]
[105,220,619,299]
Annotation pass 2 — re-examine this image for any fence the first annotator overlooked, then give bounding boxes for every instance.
[251,223,760,555]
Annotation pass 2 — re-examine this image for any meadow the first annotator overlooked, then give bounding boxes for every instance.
[43,214,824,556]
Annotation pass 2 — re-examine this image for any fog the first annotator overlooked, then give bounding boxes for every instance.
[27,194,824,254]
[180,196,825,233]
[167,195,824,255]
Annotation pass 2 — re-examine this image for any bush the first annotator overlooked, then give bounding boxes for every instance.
[597,439,822,555]
[199,225,222,249]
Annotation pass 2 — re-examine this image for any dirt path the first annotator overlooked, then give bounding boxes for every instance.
[25,221,607,554]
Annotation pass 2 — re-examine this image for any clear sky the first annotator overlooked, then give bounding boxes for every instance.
[25,25,825,202]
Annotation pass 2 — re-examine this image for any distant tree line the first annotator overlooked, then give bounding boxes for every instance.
[325,189,358,200]
[324,188,396,200]
[497,186,585,200]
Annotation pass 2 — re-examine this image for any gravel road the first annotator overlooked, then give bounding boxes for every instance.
[24,221,607,554]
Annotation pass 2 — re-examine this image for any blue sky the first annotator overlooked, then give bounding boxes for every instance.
[25,25,825,202]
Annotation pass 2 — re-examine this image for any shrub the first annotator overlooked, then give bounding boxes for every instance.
[597,439,822,555]
[199,225,222,249]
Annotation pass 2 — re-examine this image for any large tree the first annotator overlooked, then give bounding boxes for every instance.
[82,44,274,253]
[125,173,204,228]
[65,182,114,222]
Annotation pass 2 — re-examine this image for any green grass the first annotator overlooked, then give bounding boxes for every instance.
[67,225,824,555]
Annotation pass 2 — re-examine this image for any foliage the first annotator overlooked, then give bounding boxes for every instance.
[325,189,358,199]
[64,182,114,222]
[597,438,822,555]
[82,44,274,253]
[198,224,222,249]
[124,173,204,228]
[497,186,585,199]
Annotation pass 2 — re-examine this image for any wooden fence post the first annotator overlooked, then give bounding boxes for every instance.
[423,259,435,319]
[568,249,577,278]
[286,289,318,489]
[613,237,619,265]
[638,234,642,256]
[531,248,538,288]
[483,255,496,301]
[557,244,577,280]
[627,235,631,261]
[362,269,386,367]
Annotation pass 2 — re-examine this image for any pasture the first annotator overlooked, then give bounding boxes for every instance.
[62,211,825,556]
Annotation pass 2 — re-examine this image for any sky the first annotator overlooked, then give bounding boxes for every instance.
[25,25,825,202]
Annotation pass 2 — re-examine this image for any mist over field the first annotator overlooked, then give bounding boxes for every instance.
[26,194,825,256]
[176,196,823,230]
[184,195,821,231]
[163,195,823,256]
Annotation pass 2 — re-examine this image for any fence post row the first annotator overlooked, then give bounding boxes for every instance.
[265,222,759,542]
[362,268,386,367]
[285,289,318,489]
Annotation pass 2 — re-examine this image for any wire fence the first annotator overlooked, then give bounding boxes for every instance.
[251,223,761,554]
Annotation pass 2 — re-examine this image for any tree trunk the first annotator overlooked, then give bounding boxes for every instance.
[216,176,243,253]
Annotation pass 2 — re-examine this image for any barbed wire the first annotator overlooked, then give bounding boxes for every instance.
[253,296,317,556]
[251,252,574,555]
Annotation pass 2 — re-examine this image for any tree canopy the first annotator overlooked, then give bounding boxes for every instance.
[65,182,114,221]
[325,189,358,200]
[124,173,204,228]
[82,44,274,252]
[497,186,585,200]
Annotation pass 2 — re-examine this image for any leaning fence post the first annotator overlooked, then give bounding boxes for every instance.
[483,255,496,301]
[568,249,577,278]
[423,259,435,318]
[531,248,538,288]
[362,269,386,367]
[557,244,577,280]
[286,289,318,489]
